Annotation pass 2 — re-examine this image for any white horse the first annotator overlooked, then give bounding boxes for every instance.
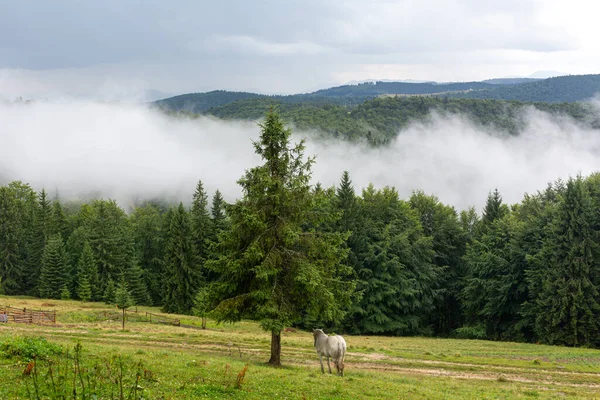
[313,328,346,376]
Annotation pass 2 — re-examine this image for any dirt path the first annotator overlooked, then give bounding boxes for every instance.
[346,361,600,389]
[351,351,600,379]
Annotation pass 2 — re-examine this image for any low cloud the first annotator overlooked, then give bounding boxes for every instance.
[1,100,599,211]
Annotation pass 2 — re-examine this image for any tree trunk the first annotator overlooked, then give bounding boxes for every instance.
[268,330,281,366]
[202,316,206,329]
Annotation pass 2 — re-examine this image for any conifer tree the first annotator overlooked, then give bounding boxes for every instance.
[114,275,134,330]
[60,285,71,300]
[0,187,24,294]
[50,200,71,239]
[162,203,200,315]
[190,180,212,263]
[336,171,357,233]
[8,181,38,293]
[193,286,210,329]
[86,200,131,294]
[129,204,164,305]
[39,234,69,299]
[210,189,228,235]
[535,177,600,346]
[125,262,151,305]
[104,279,116,304]
[462,213,527,340]
[482,188,508,227]
[409,190,466,335]
[206,110,355,365]
[29,189,52,293]
[77,275,92,302]
[66,226,91,270]
[76,241,99,301]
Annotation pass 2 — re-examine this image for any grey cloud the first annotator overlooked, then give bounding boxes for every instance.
[0,0,574,71]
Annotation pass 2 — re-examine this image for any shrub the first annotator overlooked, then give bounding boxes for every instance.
[454,325,487,340]
[0,336,63,361]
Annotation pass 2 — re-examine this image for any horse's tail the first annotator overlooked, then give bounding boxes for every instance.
[338,338,346,375]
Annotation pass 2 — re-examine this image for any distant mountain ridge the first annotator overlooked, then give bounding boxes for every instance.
[154,74,600,115]
[448,74,600,103]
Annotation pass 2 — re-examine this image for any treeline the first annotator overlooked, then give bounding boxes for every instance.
[2,170,600,347]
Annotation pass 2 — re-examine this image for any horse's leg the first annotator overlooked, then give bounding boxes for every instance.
[319,354,325,374]
[326,357,332,374]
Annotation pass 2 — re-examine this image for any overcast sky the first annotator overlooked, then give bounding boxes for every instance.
[0,0,597,100]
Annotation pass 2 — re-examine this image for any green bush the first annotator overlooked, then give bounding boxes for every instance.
[454,325,488,340]
[0,336,63,361]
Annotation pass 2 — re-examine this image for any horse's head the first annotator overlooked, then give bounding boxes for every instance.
[312,328,324,346]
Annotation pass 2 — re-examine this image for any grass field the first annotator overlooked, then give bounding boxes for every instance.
[1,296,600,399]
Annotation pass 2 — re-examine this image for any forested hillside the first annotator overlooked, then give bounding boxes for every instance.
[178,96,600,145]
[3,111,600,348]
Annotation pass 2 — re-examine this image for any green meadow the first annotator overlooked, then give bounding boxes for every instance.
[1,296,600,399]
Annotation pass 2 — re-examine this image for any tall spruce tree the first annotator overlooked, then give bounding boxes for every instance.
[125,262,151,305]
[76,241,99,301]
[462,213,527,340]
[514,191,557,340]
[39,234,69,299]
[190,180,212,264]
[206,110,355,365]
[0,186,24,294]
[4,182,38,294]
[409,190,466,336]
[210,189,228,235]
[86,200,131,294]
[130,204,164,305]
[77,275,92,302]
[482,188,508,227]
[336,171,357,233]
[50,200,71,239]
[29,189,52,294]
[534,177,600,346]
[104,279,116,304]
[162,203,200,315]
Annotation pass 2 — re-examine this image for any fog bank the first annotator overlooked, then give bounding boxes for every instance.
[1,101,599,211]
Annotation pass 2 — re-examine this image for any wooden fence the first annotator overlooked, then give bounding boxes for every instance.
[94,309,180,326]
[0,305,56,324]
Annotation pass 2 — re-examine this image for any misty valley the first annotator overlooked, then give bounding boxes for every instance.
[3,75,600,398]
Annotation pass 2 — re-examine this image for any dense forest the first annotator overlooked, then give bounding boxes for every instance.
[166,96,600,145]
[2,111,600,350]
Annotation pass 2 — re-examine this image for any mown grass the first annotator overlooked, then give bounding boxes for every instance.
[1,295,600,399]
